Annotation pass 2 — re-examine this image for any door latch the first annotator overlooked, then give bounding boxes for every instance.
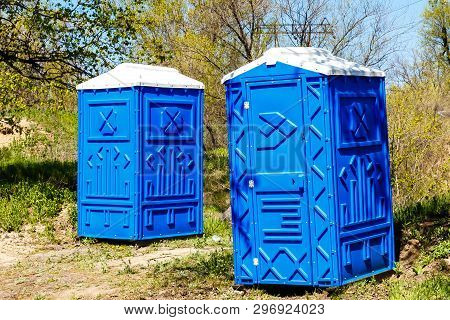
[248,179,254,188]
[244,101,250,109]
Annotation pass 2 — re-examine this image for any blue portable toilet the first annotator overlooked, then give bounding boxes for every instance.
[76,63,204,240]
[222,47,394,287]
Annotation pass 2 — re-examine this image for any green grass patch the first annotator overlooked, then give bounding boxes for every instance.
[0,181,75,232]
[152,249,233,280]
[388,275,450,300]
[144,249,234,296]
[203,207,231,239]
[0,159,76,189]
[420,240,450,266]
[412,240,450,274]
[0,105,77,233]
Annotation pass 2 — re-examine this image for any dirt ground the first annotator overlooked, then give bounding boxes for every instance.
[0,119,34,148]
[0,229,217,299]
[0,226,448,300]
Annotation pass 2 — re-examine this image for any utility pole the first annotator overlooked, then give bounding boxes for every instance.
[260,18,333,47]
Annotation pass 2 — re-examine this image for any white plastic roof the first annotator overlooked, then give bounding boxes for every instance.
[77,63,204,90]
[221,47,385,83]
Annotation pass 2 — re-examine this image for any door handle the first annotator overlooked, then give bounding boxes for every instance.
[296,175,305,194]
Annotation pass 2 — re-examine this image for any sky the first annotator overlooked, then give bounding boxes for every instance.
[389,0,428,60]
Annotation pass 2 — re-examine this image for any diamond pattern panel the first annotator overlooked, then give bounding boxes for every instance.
[87,100,130,142]
[338,96,381,148]
[228,84,256,283]
[258,112,297,150]
[162,110,184,135]
[146,100,194,142]
[99,108,117,136]
[305,80,335,285]
[259,247,309,283]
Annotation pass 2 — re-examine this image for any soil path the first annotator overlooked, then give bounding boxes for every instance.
[97,247,213,270]
[0,231,217,299]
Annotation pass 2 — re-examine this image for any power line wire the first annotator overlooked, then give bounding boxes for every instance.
[386,0,426,16]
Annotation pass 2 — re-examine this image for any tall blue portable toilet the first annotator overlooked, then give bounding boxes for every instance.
[76,63,204,240]
[222,47,394,287]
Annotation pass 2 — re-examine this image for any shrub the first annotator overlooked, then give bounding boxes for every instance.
[387,77,449,211]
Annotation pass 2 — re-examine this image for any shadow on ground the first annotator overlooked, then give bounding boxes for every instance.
[0,160,76,190]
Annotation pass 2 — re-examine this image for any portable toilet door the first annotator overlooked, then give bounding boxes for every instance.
[76,63,204,240]
[222,47,394,287]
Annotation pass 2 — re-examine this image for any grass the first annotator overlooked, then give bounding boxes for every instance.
[118,261,138,275]
[329,273,450,300]
[0,181,75,232]
[0,222,447,299]
[153,249,234,280]
[388,275,450,300]
[420,240,450,265]
[115,249,242,299]
[203,206,231,240]
[396,199,450,254]
[0,105,77,235]
[412,240,450,275]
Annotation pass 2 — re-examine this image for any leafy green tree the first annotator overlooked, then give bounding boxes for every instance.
[422,0,450,67]
[0,0,139,84]
[387,79,449,209]
[132,0,274,148]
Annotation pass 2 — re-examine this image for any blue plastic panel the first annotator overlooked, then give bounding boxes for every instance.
[225,62,393,287]
[330,76,394,284]
[140,87,203,239]
[78,87,203,240]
